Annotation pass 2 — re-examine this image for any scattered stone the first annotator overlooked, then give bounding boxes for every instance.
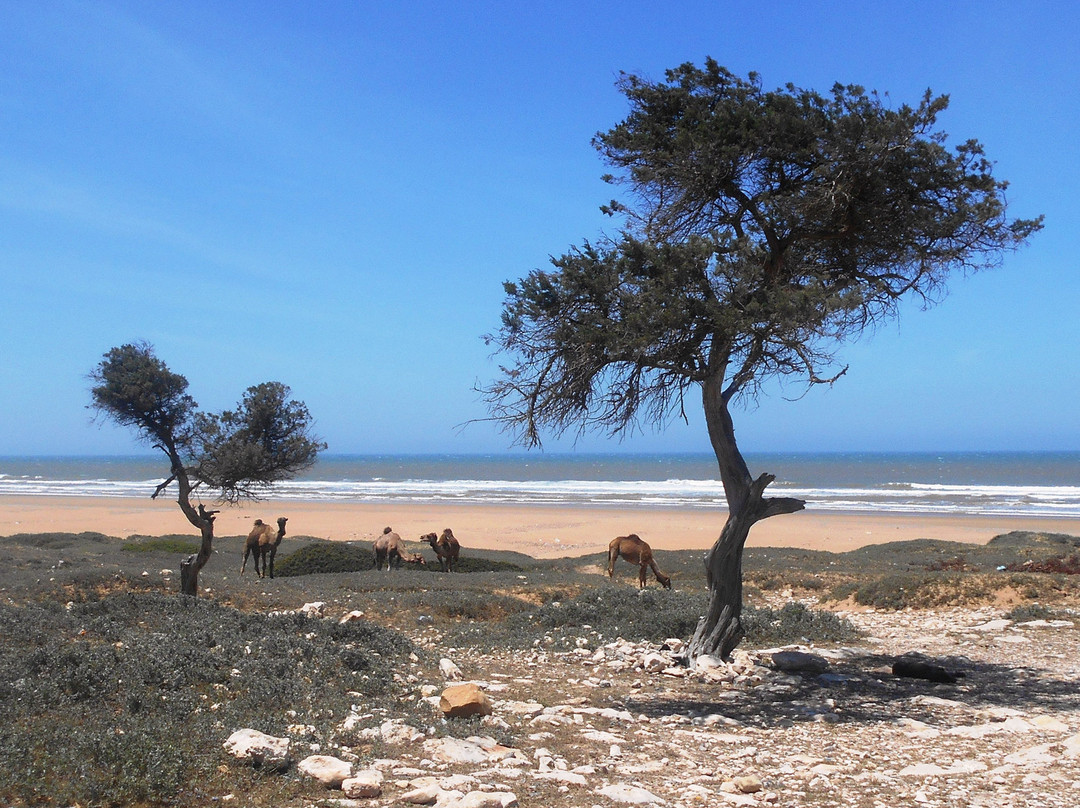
[440,657,464,680]
[297,754,352,788]
[733,774,763,793]
[341,769,384,798]
[338,610,366,623]
[422,737,491,765]
[893,657,961,684]
[380,719,425,745]
[222,728,291,770]
[300,601,326,618]
[440,683,493,718]
[596,782,664,803]
[770,650,830,674]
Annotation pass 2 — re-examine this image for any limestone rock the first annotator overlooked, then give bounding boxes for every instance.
[380,719,425,745]
[300,601,326,618]
[440,657,464,680]
[439,683,493,718]
[423,736,491,765]
[770,650,830,674]
[456,791,519,808]
[596,783,664,803]
[733,774,762,793]
[338,610,366,624]
[297,754,352,788]
[222,728,291,770]
[342,769,384,798]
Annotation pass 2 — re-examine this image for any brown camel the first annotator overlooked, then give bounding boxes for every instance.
[373,527,427,571]
[422,527,460,572]
[608,533,671,589]
[241,516,288,579]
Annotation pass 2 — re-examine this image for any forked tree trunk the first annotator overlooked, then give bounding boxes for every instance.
[688,369,805,661]
[179,519,215,597]
[170,462,218,598]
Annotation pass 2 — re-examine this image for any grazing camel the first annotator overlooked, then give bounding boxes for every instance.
[608,533,671,589]
[422,528,460,572]
[373,527,427,571]
[241,516,288,579]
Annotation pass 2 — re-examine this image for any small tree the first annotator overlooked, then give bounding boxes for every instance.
[482,60,1042,660]
[89,342,326,596]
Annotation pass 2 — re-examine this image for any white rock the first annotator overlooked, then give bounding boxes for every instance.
[342,769,384,798]
[440,657,464,680]
[596,783,664,803]
[400,784,445,805]
[533,770,588,786]
[300,601,326,617]
[381,719,425,745]
[222,728,291,770]
[423,737,491,765]
[969,618,1011,632]
[338,610,366,623]
[456,792,519,808]
[297,754,352,787]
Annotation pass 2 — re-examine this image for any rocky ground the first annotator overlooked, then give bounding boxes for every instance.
[234,605,1080,808]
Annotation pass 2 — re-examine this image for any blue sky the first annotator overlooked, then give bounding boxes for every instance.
[1,0,1076,456]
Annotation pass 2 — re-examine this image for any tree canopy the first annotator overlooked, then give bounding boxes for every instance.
[483,60,1041,658]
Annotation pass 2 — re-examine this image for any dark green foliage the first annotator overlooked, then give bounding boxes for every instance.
[275,541,373,575]
[742,602,859,647]
[484,61,1041,447]
[0,592,414,806]
[89,342,325,507]
[274,541,525,577]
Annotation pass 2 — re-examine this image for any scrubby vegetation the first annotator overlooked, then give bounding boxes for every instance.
[0,527,1078,805]
[0,591,414,807]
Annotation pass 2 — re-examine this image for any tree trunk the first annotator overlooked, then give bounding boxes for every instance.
[180,520,215,597]
[171,459,218,598]
[688,370,805,661]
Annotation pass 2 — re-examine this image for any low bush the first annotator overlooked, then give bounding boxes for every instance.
[742,601,859,646]
[0,592,416,807]
[122,535,202,554]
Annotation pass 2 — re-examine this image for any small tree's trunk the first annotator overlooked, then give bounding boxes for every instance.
[689,369,804,661]
[168,456,217,598]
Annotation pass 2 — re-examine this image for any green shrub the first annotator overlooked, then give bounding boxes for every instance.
[122,535,202,554]
[0,592,416,806]
[742,602,858,646]
[275,541,372,575]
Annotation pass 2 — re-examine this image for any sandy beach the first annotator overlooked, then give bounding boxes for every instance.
[2,495,1078,558]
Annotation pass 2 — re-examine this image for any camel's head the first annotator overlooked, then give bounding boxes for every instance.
[657,572,672,589]
[277,517,288,529]
[420,532,438,547]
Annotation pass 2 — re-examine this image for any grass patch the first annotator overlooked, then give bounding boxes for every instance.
[122,534,202,554]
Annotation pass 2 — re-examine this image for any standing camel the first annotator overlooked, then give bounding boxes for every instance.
[241,516,288,579]
[608,534,671,589]
[422,528,460,572]
[373,527,427,571]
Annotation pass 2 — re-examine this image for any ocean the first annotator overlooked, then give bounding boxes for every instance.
[1,452,1079,519]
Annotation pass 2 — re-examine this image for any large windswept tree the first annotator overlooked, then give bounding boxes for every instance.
[482,60,1042,660]
[90,342,326,596]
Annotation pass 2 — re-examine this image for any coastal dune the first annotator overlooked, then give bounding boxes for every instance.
[2,495,1077,559]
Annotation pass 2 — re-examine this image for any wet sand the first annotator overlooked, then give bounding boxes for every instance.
[1,495,1077,558]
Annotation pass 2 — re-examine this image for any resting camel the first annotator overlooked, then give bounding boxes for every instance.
[422,528,460,572]
[608,533,671,589]
[241,516,288,579]
[373,527,427,571]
